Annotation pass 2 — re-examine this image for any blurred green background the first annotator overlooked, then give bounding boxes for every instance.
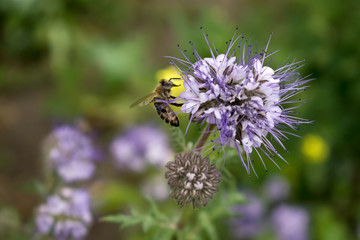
[0,0,360,239]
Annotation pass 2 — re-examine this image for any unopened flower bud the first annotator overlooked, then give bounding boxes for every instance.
[165,153,221,208]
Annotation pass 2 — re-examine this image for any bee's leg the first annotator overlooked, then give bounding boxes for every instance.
[170,102,183,107]
[169,96,183,106]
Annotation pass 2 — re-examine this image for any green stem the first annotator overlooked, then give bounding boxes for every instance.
[174,206,193,240]
[194,124,215,153]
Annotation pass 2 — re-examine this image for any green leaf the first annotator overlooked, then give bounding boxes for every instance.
[147,198,168,221]
[198,212,218,240]
[102,214,141,227]
[103,200,179,237]
[151,228,176,240]
[102,211,143,229]
[142,215,156,232]
[176,225,202,240]
[147,198,160,216]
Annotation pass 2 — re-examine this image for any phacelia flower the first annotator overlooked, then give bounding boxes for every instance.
[170,28,311,176]
[165,153,221,208]
[35,188,92,240]
[263,176,290,203]
[111,125,172,172]
[230,193,264,239]
[271,205,309,240]
[46,125,97,182]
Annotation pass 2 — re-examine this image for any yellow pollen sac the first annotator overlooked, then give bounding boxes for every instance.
[302,134,329,163]
[155,66,185,98]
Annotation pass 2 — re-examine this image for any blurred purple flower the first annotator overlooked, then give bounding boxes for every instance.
[36,188,92,240]
[230,193,264,239]
[47,125,97,182]
[263,176,290,202]
[141,175,169,201]
[170,29,311,176]
[271,205,309,240]
[110,125,172,172]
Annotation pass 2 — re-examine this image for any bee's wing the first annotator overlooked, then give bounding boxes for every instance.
[129,92,155,108]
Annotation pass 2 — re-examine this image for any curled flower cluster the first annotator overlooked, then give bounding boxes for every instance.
[170,29,310,176]
[165,153,221,208]
[36,188,92,240]
[47,125,97,182]
[111,125,172,172]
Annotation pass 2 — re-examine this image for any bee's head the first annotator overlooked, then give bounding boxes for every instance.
[160,78,180,89]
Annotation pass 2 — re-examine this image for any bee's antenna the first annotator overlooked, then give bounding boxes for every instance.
[169,77,182,81]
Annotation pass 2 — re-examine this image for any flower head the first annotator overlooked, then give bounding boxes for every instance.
[230,193,264,239]
[271,205,309,240]
[263,176,290,203]
[170,28,311,176]
[111,125,172,172]
[35,188,92,240]
[46,125,97,182]
[165,153,221,208]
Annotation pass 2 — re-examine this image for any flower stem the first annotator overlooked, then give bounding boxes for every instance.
[194,124,215,153]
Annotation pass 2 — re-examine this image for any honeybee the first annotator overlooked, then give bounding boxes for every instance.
[130,78,183,127]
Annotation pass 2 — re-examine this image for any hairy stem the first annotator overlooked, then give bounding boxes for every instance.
[194,124,215,153]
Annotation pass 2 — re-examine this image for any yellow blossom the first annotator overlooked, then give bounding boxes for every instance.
[155,66,185,98]
[302,134,329,163]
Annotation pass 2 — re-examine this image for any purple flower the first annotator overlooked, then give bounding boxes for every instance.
[47,125,97,182]
[111,125,172,172]
[229,193,264,239]
[271,205,309,240]
[170,29,311,176]
[35,188,92,240]
[263,176,290,202]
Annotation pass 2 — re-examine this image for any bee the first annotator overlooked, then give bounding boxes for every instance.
[130,78,183,127]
